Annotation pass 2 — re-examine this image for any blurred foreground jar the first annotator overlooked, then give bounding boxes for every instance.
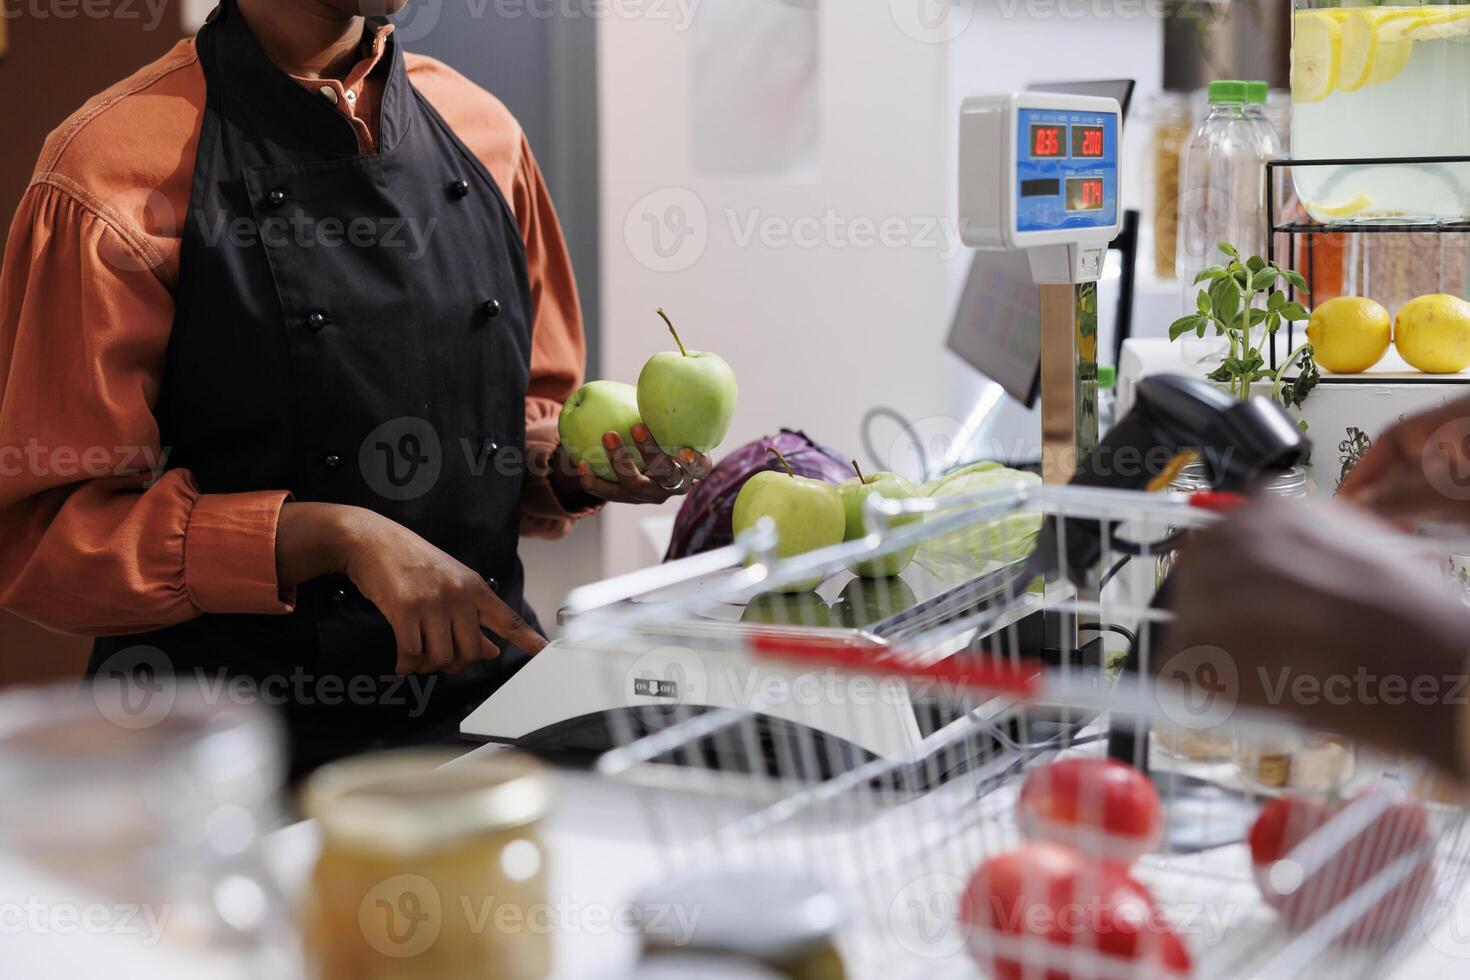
[1153,462,1310,762]
[0,683,301,977]
[302,750,550,980]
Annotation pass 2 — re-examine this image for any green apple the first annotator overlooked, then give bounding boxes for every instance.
[836,461,921,577]
[558,380,645,482]
[636,309,738,454]
[740,591,835,628]
[732,449,845,593]
[832,576,919,630]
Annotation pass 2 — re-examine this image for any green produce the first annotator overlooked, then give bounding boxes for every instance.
[732,448,845,593]
[836,460,921,577]
[636,308,738,455]
[916,463,1044,581]
[558,380,645,482]
[740,591,836,628]
[831,576,919,630]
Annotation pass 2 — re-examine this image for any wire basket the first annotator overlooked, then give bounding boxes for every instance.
[555,483,1470,979]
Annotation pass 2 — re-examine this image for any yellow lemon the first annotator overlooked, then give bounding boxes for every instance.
[1339,10,1417,92]
[1394,294,1470,374]
[1307,297,1392,374]
[1404,5,1470,41]
[1293,11,1342,103]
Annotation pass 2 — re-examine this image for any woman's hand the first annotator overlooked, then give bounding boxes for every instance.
[1340,396,1470,524]
[554,423,713,506]
[276,502,547,675]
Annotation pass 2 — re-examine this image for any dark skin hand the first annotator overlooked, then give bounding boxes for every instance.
[276,502,548,676]
[1339,395,1470,524]
[548,423,713,506]
[1162,496,1470,779]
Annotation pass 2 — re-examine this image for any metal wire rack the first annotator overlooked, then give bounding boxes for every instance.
[556,483,1470,979]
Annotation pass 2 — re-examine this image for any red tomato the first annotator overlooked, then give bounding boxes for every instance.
[1248,790,1435,943]
[1017,758,1164,864]
[960,842,1192,980]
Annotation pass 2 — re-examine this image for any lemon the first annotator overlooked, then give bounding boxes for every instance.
[1293,12,1342,103]
[1404,6,1470,41]
[1308,297,1392,374]
[1305,192,1376,220]
[1339,10,1418,92]
[1395,294,1470,374]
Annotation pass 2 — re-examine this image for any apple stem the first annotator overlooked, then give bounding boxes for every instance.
[656,308,689,357]
[766,447,796,478]
[851,459,871,485]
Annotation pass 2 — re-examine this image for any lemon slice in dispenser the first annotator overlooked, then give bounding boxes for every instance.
[1405,6,1470,41]
[1292,11,1343,103]
[1340,10,1416,91]
[1306,193,1376,220]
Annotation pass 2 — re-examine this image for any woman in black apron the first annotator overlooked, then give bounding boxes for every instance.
[72,0,709,776]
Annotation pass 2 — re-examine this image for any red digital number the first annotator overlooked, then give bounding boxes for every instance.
[1033,127,1062,158]
[1084,180,1103,207]
[1083,129,1103,157]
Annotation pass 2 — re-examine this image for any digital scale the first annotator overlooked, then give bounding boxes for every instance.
[960,92,1123,483]
[462,92,1126,762]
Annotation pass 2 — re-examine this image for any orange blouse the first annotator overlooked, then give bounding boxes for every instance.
[0,26,596,637]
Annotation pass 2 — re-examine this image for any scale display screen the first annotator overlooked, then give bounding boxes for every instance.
[1013,106,1118,234]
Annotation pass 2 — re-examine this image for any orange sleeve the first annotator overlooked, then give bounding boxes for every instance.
[0,181,293,636]
[509,134,603,539]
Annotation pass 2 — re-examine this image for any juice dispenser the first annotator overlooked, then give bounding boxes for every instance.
[1292,1,1470,223]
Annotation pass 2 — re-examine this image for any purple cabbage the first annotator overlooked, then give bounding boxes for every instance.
[664,429,855,561]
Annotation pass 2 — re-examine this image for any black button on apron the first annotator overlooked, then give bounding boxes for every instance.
[306,311,327,331]
[487,577,500,594]
[483,299,502,319]
[448,179,470,200]
[331,588,347,604]
[323,454,342,469]
[268,188,287,207]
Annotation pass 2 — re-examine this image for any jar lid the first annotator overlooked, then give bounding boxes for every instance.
[1171,460,1309,498]
[1207,80,1249,105]
[303,749,548,854]
[638,870,842,962]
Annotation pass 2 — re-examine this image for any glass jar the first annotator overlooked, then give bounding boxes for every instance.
[1148,91,1195,279]
[1153,462,1310,762]
[1233,731,1356,794]
[0,683,300,977]
[301,749,550,980]
[1291,0,1470,223]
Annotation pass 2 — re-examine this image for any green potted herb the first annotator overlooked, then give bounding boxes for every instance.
[1168,243,1320,422]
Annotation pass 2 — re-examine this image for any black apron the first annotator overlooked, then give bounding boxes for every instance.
[89,1,538,778]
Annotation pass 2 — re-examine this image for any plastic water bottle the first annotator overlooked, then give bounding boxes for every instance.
[1245,81,1284,161]
[1176,80,1274,314]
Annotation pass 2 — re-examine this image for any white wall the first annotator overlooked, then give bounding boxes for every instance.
[595,1,1163,577]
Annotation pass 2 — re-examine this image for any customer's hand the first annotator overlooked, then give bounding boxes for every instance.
[276,503,547,676]
[560,423,713,505]
[1162,496,1470,777]
[1340,396,1470,523]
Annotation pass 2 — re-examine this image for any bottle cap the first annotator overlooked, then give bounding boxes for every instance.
[1098,364,1117,389]
[1245,81,1269,105]
[1207,80,1249,105]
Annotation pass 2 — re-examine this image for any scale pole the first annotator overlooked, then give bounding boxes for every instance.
[1039,281,1100,483]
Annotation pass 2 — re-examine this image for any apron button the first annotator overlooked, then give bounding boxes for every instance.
[483,299,502,319]
[447,179,470,200]
[306,311,327,331]
[486,577,500,594]
[267,188,287,208]
[331,588,347,604]
[323,454,342,469]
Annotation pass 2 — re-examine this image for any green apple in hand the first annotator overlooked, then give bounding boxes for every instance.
[832,576,919,630]
[732,448,845,593]
[740,591,836,628]
[636,309,738,455]
[836,460,920,577]
[558,380,645,482]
